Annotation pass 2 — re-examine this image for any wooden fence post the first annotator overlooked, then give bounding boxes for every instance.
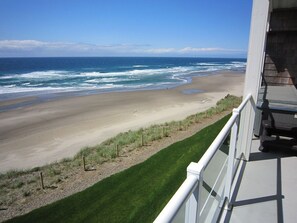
[116,144,119,157]
[141,133,144,146]
[82,156,86,171]
[40,172,45,189]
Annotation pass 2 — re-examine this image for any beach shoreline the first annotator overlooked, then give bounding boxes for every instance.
[0,71,244,172]
[0,70,243,111]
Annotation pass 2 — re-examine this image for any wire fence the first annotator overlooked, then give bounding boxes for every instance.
[0,95,241,208]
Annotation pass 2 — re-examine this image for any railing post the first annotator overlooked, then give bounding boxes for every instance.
[185,162,203,223]
[243,97,256,161]
[224,108,239,210]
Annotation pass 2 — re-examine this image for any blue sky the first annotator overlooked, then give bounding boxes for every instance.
[0,0,252,58]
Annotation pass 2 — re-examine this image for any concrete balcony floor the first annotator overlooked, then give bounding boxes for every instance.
[221,137,297,223]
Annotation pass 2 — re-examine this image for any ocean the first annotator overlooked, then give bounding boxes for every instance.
[0,57,246,100]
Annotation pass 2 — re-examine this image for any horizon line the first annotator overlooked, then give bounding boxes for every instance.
[0,55,247,59]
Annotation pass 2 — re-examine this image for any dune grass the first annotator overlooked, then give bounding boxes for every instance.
[74,94,240,164]
[6,114,231,223]
[0,95,240,211]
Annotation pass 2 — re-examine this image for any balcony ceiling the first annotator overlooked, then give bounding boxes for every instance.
[272,0,297,9]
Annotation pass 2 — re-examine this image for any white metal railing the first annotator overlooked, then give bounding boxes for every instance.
[154,93,253,223]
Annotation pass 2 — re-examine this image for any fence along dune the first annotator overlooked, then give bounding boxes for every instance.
[0,95,241,222]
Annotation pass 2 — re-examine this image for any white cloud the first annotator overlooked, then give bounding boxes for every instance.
[0,40,245,57]
[179,47,221,52]
[0,40,46,49]
[178,47,245,53]
[141,48,176,54]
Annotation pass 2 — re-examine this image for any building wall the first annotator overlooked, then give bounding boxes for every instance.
[263,8,297,86]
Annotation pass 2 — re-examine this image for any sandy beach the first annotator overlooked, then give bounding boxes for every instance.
[0,72,244,172]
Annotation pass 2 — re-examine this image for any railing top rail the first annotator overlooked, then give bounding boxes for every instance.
[196,112,237,171]
[154,94,252,222]
[237,93,252,112]
[199,94,252,170]
[154,175,198,223]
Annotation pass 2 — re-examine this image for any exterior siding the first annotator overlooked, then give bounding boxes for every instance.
[263,8,297,86]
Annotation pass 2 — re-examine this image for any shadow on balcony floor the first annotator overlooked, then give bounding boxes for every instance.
[222,138,297,223]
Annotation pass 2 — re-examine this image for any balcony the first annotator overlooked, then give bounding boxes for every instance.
[155,1,297,221]
[221,134,297,222]
[154,93,297,222]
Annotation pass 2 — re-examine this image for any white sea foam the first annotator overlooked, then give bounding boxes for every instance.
[79,83,95,87]
[81,66,195,78]
[0,61,246,95]
[0,75,14,80]
[127,82,175,89]
[81,71,104,77]
[132,65,149,68]
[19,70,70,79]
[192,61,246,71]
[230,61,246,68]
[231,61,246,64]
[1,66,195,85]
[4,84,16,88]
[0,86,74,94]
[21,82,44,87]
[98,83,125,89]
[85,77,137,84]
[194,62,220,66]
[171,74,188,83]
[0,70,75,80]
[84,79,101,83]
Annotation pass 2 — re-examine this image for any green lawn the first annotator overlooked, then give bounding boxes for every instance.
[7,115,230,223]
